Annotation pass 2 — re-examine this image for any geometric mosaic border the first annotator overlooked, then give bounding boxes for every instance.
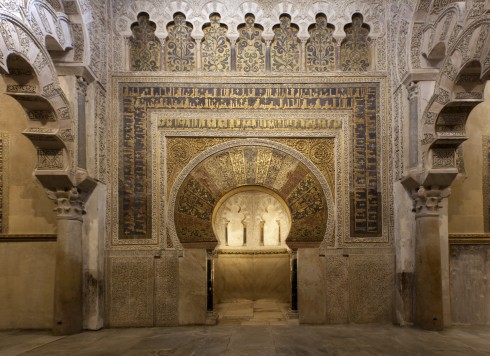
[111,75,391,250]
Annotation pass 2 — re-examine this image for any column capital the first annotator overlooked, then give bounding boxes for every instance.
[407,81,419,101]
[76,76,88,97]
[412,186,450,217]
[47,187,86,221]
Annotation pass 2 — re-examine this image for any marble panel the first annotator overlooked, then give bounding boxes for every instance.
[324,254,349,323]
[107,257,154,327]
[347,252,394,323]
[155,251,179,326]
[178,249,207,325]
[298,248,326,323]
[214,253,290,303]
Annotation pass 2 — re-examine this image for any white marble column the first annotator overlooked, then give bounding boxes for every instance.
[412,185,450,330]
[48,188,85,335]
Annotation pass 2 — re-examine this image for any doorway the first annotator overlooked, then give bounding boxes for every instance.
[212,187,292,325]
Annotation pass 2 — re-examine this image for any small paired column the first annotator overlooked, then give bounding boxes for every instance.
[48,188,86,335]
[206,250,217,325]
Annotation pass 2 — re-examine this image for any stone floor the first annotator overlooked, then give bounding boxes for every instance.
[1,299,490,356]
[2,324,490,355]
[215,299,291,325]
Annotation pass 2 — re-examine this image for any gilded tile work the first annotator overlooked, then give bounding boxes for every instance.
[202,14,231,72]
[165,13,196,72]
[130,13,161,71]
[306,15,336,72]
[121,82,380,240]
[0,133,8,233]
[236,15,265,72]
[167,137,231,193]
[271,15,300,72]
[174,145,328,246]
[341,14,370,71]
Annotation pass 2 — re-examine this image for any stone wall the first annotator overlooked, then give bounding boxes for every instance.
[214,252,290,303]
[450,244,490,325]
[0,240,56,329]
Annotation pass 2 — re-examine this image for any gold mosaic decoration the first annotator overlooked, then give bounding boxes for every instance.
[174,144,329,246]
[202,14,231,72]
[271,15,300,72]
[165,13,196,72]
[306,15,336,72]
[236,15,266,72]
[340,14,370,71]
[271,138,335,190]
[129,13,161,71]
[167,137,231,193]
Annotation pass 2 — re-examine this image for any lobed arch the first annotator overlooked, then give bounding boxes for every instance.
[420,4,464,64]
[167,139,335,251]
[0,11,77,188]
[112,0,383,72]
[26,0,73,52]
[420,19,490,172]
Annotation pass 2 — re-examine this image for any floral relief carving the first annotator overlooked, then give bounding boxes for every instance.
[165,13,196,72]
[271,14,300,72]
[236,14,265,73]
[341,13,370,71]
[306,14,336,72]
[202,13,231,72]
[129,12,161,71]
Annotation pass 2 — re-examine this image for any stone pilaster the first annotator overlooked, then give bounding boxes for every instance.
[48,188,85,335]
[265,39,272,71]
[412,185,450,330]
[76,77,88,169]
[407,81,420,169]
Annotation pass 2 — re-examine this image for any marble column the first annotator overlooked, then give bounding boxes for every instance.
[412,185,450,330]
[48,188,86,335]
[195,37,203,71]
[300,39,307,71]
[265,40,272,71]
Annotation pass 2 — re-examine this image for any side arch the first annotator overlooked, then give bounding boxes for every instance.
[0,10,77,188]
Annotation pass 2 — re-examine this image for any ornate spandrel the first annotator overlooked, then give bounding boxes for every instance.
[165,13,196,72]
[340,13,370,71]
[202,14,231,72]
[271,15,300,72]
[236,15,265,72]
[129,12,161,71]
[306,15,336,72]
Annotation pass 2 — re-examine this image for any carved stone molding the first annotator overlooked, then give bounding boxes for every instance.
[47,187,86,221]
[412,186,450,217]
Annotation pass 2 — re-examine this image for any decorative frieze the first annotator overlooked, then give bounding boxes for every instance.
[37,148,64,169]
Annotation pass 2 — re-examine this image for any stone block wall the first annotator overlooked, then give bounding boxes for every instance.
[298,248,394,324]
[450,244,490,325]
